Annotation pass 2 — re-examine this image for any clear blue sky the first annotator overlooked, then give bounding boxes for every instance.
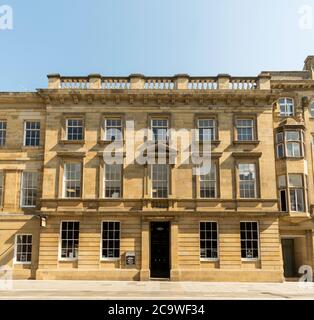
[0,0,314,91]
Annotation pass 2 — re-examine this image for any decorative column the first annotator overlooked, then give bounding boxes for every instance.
[140,219,150,280]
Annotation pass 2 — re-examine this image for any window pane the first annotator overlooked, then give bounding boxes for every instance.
[102,221,120,259]
[152,119,168,142]
[104,164,122,198]
[104,119,123,141]
[240,222,259,259]
[285,131,300,141]
[236,119,254,141]
[200,164,216,198]
[15,234,32,263]
[199,222,218,259]
[24,121,40,146]
[288,174,303,187]
[278,175,286,188]
[63,163,81,198]
[0,121,7,146]
[239,164,256,198]
[152,164,168,198]
[60,222,80,259]
[21,172,38,207]
[66,119,83,141]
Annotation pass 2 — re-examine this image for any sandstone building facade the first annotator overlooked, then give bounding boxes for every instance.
[1,56,314,282]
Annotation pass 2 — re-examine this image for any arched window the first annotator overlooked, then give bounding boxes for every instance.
[278,98,294,117]
[310,101,314,118]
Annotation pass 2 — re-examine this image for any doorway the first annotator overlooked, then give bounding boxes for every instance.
[150,222,170,278]
[282,238,296,278]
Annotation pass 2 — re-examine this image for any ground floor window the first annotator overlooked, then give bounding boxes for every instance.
[240,221,259,260]
[60,221,80,260]
[200,221,218,260]
[101,221,120,259]
[14,234,32,263]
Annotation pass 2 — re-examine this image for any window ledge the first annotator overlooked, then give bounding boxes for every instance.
[241,258,260,262]
[233,140,260,145]
[58,258,78,262]
[97,139,124,145]
[200,258,219,262]
[59,140,85,145]
[277,156,304,160]
[197,140,221,146]
[100,258,120,262]
[13,261,32,265]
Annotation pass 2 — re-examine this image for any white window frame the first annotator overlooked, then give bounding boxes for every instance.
[285,131,303,158]
[23,121,40,147]
[199,164,217,198]
[100,220,121,261]
[104,164,122,198]
[278,98,294,117]
[288,174,305,212]
[103,118,123,141]
[66,118,84,141]
[0,120,7,146]
[238,163,257,199]
[236,119,254,141]
[20,171,38,208]
[200,221,219,261]
[14,234,32,265]
[151,164,169,199]
[151,119,169,142]
[58,221,80,261]
[62,163,82,198]
[240,221,260,261]
[197,119,216,142]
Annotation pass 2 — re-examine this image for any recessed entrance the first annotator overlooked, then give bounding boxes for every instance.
[150,221,170,279]
[282,238,296,278]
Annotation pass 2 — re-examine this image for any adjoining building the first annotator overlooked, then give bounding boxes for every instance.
[1,56,314,282]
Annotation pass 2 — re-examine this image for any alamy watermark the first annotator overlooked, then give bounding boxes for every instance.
[0,5,13,30]
[0,266,12,290]
[299,4,313,30]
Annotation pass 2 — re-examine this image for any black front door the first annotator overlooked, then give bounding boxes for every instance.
[282,239,296,278]
[150,222,170,278]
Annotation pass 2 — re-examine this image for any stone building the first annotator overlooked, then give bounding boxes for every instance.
[1,56,314,282]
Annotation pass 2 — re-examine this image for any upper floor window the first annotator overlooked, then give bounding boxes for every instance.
[24,121,40,147]
[197,119,215,142]
[310,101,314,118]
[289,174,305,212]
[276,130,304,158]
[236,119,254,141]
[238,163,257,198]
[14,234,32,264]
[0,121,7,146]
[101,221,120,259]
[151,119,168,142]
[152,164,168,198]
[63,163,81,198]
[66,119,84,141]
[200,221,218,260]
[104,164,122,198]
[0,171,3,207]
[21,172,38,207]
[240,221,259,260]
[60,221,79,260]
[278,98,294,117]
[104,119,123,142]
[199,164,217,198]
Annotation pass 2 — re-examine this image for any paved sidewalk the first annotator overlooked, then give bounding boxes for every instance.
[0,280,314,300]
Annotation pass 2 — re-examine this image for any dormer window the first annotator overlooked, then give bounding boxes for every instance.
[278,98,294,117]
